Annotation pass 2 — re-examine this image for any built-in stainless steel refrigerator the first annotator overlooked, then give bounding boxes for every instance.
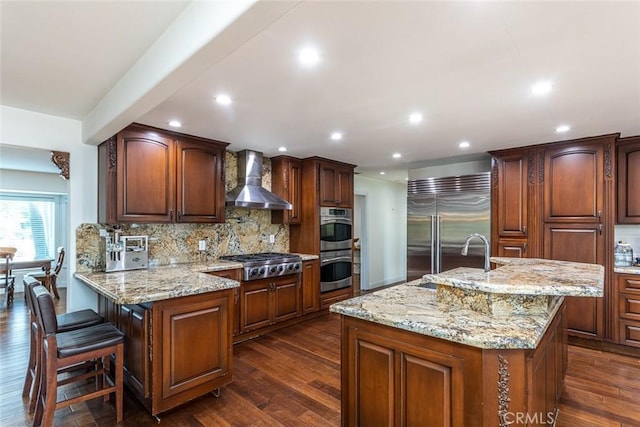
[407,173,491,281]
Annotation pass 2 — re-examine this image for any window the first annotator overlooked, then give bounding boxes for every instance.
[0,193,64,260]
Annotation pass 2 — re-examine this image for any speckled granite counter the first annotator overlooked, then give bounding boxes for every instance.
[331,258,604,349]
[74,260,242,304]
[615,266,640,275]
[426,257,604,297]
[295,253,319,261]
[330,279,563,349]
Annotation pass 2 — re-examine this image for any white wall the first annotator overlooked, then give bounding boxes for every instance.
[0,105,98,311]
[354,175,407,289]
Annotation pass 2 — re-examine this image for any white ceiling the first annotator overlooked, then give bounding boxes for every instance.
[2,1,640,183]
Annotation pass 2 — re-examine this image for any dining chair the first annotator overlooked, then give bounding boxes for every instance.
[22,276,104,413]
[31,285,124,426]
[27,246,64,299]
[0,246,17,305]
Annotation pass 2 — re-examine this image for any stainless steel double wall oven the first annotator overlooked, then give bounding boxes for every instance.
[319,207,353,293]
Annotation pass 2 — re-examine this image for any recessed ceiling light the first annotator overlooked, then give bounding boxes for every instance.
[555,124,571,133]
[409,113,423,124]
[531,81,553,96]
[215,94,232,105]
[392,153,402,159]
[459,141,470,149]
[379,171,386,175]
[299,47,320,67]
[330,132,343,141]
[168,120,182,128]
[278,146,287,152]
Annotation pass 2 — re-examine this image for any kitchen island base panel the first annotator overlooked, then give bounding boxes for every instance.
[340,301,566,426]
[98,290,233,416]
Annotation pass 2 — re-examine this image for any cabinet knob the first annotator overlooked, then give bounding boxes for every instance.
[523,225,527,236]
[599,224,603,235]
[169,209,173,220]
[597,210,602,222]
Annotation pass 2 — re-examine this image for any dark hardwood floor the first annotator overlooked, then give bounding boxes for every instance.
[1,290,639,426]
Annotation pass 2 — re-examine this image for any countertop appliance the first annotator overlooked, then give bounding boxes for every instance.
[103,235,148,272]
[407,173,491,281]
[219,252,302,281]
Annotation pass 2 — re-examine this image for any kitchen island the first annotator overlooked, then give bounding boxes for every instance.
[75,261,242,417]
[330,258,603,427]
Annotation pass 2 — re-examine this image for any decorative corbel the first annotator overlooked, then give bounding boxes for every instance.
[50,151,69,180]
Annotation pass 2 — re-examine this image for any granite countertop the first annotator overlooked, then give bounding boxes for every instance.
[75,260,242,305]
[423,257,604,297]
[614,266,640,275]
[295,253,319,261]
[330,279,564,350]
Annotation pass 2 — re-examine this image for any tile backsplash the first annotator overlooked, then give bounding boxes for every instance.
[615,224,640,260]
[76,151,290,273]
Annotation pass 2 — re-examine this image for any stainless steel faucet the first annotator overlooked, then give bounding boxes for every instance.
[461,233,491,272]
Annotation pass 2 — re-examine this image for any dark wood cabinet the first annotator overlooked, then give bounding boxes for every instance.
[239,275,301,334]
[543,141,605,223]
[615,274,640,347]
[301,259,319,314]
[175,138,226,223]
[119,304,151,399]
[97,289,233,416]
[98,123,228,224]
[617,136,640,223]
[340,302,566,426]
[495,239,528,258]
[318,160,354,208]
[271,156,302,224]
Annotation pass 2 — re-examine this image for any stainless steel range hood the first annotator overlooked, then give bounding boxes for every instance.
[225,150,292,210]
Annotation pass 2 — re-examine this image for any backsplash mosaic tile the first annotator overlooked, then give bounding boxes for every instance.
[76,151,289,273]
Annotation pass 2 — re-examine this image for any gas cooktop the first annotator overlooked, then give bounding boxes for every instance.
[219,252,302,281]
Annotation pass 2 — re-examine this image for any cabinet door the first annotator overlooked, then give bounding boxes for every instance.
[493,153,529,237]
[272,275,301,323]
[319,163,338,206]
[117,129,175,222]
[543,223,604,338]
[240,280,271,333]
[154,291,231,409]
[119,304,151,399]
[543,143,603,223]
[271,156,302,224]
[337,167,354,208]
[176,139,225,223]
[617,136,640,223]
[496,239,528,258]
[302,259,320,314]
[206,269,241,336]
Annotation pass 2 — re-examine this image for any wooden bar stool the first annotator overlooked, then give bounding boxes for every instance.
[22,277,104,413]
[31,285,125,426]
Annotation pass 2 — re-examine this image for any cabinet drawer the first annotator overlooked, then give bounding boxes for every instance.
[618,276,640,295]
[618,321,640,348]
[618,293,640,321]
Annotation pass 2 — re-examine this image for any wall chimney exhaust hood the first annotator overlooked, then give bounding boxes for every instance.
[225,150,293,210]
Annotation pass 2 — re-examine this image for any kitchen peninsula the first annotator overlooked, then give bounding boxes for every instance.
[330,257,603,426]
[75,261,242,417]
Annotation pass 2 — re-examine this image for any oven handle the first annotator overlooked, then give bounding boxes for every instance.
[320,255,352,265]
[321,218,352,226]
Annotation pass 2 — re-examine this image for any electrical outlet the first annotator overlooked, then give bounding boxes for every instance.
[269,234,275,244]
[198,240,206,251]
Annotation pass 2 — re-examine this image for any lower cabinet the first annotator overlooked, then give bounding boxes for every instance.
[240,275,301,334]
[615,273,640,348]
[98,289,234,416]
[496,239,529,258]
[340,302,566,426]
[320,286,352,309]
[302,259,320,314]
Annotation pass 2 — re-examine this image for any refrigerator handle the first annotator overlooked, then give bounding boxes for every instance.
[434,215,442,273]
[430,215,437,273]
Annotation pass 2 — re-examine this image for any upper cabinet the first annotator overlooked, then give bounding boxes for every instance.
[543,142,605,223]
[98,123,228,224]
[317,159,355,208]
[617,136,640,224]
[271,156,302,224]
